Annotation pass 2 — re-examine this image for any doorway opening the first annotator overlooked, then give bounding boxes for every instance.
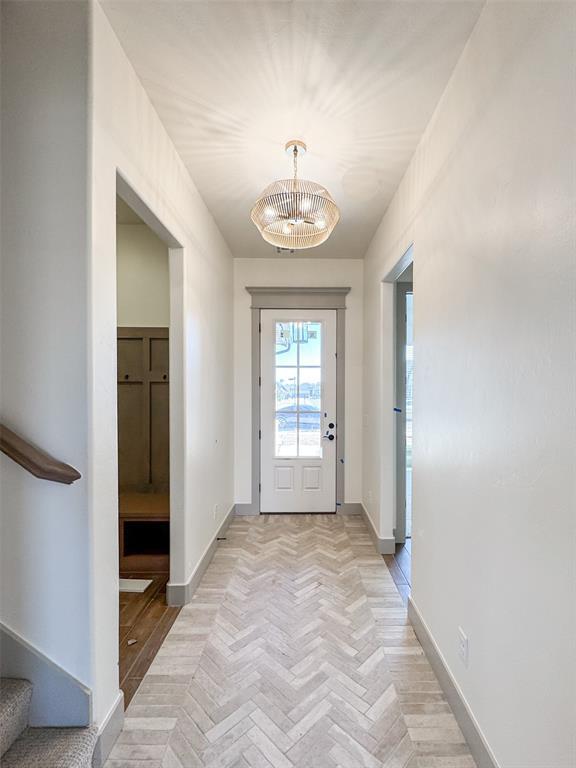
[115,195,180,707]
[397,272,414,541]
[240,288,349,517]
[383,260,413,600]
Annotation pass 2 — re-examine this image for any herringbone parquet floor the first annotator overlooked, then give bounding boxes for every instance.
[106,515,476,768]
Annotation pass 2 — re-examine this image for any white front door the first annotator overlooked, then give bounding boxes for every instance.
[260,309,337,513]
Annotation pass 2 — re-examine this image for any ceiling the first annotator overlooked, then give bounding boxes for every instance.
[102,1,483,259]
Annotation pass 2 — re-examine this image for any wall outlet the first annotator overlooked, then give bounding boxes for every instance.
[213,503,220,521]
[458,627,469,667]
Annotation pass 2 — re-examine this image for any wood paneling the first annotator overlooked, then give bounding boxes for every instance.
[117,338,144,379]
[150,337,168,372]
[117,328,169,493]
[117,384,146,489]
[150,383,169,488]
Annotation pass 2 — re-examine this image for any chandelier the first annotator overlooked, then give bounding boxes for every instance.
[250,140,340,250]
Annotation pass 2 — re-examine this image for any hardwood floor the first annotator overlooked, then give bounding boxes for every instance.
[383,537,411,605]
[119,573,181,707]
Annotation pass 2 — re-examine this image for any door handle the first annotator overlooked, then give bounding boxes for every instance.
[322,434,335,441]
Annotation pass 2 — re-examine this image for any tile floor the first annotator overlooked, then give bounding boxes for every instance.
[105,514,475,768]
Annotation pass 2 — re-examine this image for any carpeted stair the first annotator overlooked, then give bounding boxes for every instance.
[0,678,98,768]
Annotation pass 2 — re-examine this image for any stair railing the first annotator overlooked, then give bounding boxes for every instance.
[0,424,81,484]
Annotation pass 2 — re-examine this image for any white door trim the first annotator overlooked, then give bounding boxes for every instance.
[116,173,186,602]
[236,287,350,516]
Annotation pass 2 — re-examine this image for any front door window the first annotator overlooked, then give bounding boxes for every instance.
[274,321,322,458]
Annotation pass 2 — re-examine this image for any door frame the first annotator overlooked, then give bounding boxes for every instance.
[116,172,185,591]
[382,243,414,547]
[394,281,413,544]
[236,287,350,516]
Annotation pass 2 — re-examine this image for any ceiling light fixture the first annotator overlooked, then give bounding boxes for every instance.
[250,140,340,250]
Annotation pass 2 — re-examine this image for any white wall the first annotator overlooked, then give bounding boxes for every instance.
[1,0,92,693]
[363,3,576,767]
[90,0,234,729]
[1,0,234,737]
[234,258,363,505]
[117,224,170,327]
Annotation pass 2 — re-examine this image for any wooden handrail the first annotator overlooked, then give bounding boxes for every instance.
[0,424,81,484]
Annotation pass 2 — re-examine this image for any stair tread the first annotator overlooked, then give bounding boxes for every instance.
[0,679,33,757]
[2,726,98,768]
[0,679,33,716]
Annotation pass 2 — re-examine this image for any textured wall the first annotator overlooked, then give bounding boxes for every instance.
[90,1,235,729]
[1,0,91,698]
[363,3,576,765]
[117,224,170,327]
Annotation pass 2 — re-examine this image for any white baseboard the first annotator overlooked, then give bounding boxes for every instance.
[234,503,367,516]
[166,504,234,606]
[408,597,499,768]
[360,504,396,554]
[336,502,363,514]
[234,502,259,516]
[91,690,124,767]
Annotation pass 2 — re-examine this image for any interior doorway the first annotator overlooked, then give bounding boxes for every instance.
[382,260,413,599]
[115,195,180,706]
[395,272,413,543]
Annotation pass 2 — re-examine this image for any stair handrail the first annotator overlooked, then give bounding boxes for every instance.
[0,423,81,484]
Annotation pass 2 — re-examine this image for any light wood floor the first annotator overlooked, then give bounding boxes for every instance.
[107,516,474,768]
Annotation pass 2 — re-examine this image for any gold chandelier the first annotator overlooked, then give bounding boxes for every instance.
[250,140,340,250]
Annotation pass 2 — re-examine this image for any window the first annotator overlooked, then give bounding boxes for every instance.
[274,321,322,457]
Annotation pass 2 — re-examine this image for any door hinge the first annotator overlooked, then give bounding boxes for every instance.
[258,375,261,386]
[258,429,261,440]
[259,482,261,492]
[259,322,261,333]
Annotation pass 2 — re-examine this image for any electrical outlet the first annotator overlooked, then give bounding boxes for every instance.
[213,504,220,521]
[458,627,469,667]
